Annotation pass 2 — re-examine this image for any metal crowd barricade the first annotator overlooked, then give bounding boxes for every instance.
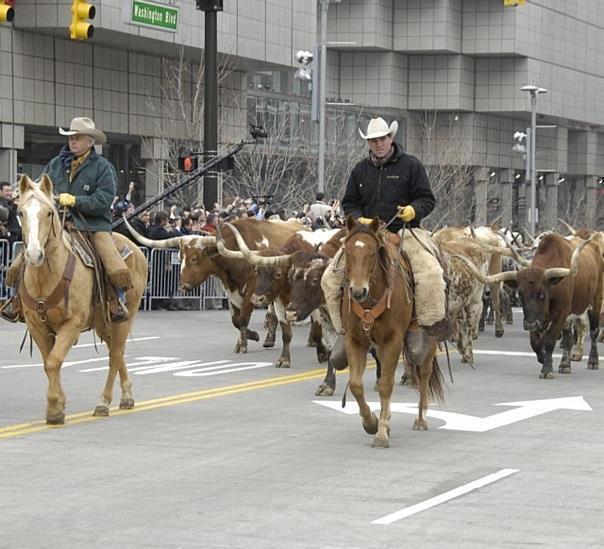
[0,239,9,302]
[146,248,227,311]
[0,242,227,312]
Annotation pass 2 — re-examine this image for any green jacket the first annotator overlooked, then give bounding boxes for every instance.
[44,148,117,232]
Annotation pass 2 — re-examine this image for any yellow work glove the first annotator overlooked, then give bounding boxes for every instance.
[397,205,416,223]
[58,193,76,207]
[357,217,373,225]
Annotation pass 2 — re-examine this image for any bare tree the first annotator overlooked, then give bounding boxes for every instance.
[410,111,476,229]
[141,48,238,210]
[224,106,368,213]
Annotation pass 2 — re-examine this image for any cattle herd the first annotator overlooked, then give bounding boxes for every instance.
[122,217,603,446]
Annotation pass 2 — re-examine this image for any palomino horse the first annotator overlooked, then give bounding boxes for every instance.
[15,175,148,424]
[342,216,444,448]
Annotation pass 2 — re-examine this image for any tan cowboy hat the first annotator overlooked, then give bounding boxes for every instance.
[59,117,107,145]
[358,117,398,140]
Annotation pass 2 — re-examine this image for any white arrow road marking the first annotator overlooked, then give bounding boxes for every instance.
[174,362,273,377]
[80,356,178,373]
[372,469,519,525]
[313,396,592,432]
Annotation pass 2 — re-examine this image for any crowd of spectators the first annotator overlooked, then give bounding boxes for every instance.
[111,189,346,244]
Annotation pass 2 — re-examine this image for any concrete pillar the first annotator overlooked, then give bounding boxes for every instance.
[499,169,514,228]
[143,160,164,203]
[141,138,168,204]
[473,166,489,226]
[0,124,25,184]
[543,172,559,231]
[585,175,597,227]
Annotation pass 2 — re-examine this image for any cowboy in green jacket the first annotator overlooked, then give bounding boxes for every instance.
[1,117,131,323]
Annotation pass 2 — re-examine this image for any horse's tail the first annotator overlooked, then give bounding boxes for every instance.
[427,355,445,403]
[408,354,445,403]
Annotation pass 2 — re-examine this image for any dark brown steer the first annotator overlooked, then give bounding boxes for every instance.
[459,232,602,378]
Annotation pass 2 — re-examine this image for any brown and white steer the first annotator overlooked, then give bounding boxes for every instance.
[124,217,305,353]
[218,224,340,368]
[459,232,602,378]
[433,230,489,364]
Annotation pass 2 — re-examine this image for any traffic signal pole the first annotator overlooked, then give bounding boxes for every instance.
[197,1,222,210]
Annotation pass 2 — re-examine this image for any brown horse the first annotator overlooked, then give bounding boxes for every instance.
[15,175,148,424]
[342,216,444,448]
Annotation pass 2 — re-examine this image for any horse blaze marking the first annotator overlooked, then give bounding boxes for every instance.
[372,469,519,524]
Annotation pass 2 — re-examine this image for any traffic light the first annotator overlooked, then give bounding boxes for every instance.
[0,0,15,24]
[70,0,95,40]
[178,155,198,172]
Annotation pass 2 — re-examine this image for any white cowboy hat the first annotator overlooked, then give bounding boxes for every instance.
[358,117,398,140]
[59,117,107,145]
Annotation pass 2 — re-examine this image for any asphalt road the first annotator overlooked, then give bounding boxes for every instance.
[0,308,602,549]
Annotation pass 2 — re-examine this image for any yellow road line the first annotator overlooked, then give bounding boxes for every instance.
[0,365,365,440]
[1,347,456,441]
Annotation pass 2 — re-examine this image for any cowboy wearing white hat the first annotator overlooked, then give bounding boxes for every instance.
[319,115,450,369]
[1,116,131,324]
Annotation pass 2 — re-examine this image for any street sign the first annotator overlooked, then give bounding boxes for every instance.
[314,396,592,432]
[129,0,178,32]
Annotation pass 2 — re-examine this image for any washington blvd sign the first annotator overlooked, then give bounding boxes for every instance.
[314,396,592,432]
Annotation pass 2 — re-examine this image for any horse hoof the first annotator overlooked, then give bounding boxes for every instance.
[274,360,291,368]
[539,371,555,379]
[413,419,428,431]
[558,366,571,374]
[314,384,335,396]
[570,353,583,362]
[495,329,504,338]
[234,344,248,354]
[93,406,109,417]
[371,436,390,448]
[46,414,65,425]
[362,415,378,435]
[119,399,135,410]
[587,362,599,370]
[248,331,260,342]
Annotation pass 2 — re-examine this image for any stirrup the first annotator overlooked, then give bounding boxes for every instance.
[0,297,21,323]
[110,299,129,323]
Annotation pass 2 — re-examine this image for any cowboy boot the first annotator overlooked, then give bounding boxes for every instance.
[328,334,348,371]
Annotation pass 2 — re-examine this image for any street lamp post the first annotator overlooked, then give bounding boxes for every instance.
[317,0,329,194]
[521,84,547,235]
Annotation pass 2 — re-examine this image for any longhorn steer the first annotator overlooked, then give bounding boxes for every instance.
[124,217,305,353]
[459,233,602,378]
[218,224,338,368]
[432,232,489,364]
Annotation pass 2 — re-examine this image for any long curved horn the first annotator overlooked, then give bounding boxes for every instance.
[558,218,576,236]
[224,222,292,267]
[506,240,532,267]
[123,216,214,249]
[216,222,245,259]
[454,255,519,285]
[544,235,592,280]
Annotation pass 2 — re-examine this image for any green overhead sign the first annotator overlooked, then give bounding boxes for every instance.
[131,0,178,31]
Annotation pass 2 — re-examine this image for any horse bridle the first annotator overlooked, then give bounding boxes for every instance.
[344,228,396,335]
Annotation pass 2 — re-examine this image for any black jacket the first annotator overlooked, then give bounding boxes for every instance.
[0,196,21,243]
[341,142,435,232]
[113,217,148,244]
